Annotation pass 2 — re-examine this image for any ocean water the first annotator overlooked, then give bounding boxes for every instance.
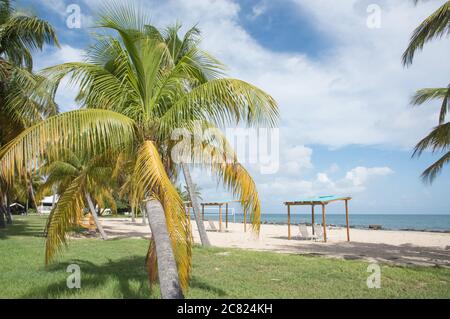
[202,213,450,232]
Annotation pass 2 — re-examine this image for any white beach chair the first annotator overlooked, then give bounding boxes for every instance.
[298,224,318,240]
[312,224,324,241]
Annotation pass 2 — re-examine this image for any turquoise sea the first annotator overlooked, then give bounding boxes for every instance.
[203,213,450,232]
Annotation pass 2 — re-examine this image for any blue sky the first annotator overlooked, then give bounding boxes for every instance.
[18,0,450,215]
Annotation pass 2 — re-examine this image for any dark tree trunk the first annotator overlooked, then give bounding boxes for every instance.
[4,195,12,224]
[144,199,184,299]
[0,204,6,228]
[181,163,211,246]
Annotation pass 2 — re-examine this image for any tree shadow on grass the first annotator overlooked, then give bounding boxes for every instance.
[21,256,228,299]
[189,277,228,297]
[21,256,156,299]
[0,216,46,240]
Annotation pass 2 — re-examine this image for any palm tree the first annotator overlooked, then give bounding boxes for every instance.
[181,183,202,203]
[38,149,115,240]
[0,0,58,227]
[403,0,450,182]
[0,3,277,299]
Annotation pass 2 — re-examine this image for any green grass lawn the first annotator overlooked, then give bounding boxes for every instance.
[1,215,449,298]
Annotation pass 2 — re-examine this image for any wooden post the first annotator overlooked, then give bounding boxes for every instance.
[244,208,247,232]
[322,204,327,242]
[345,200,350,242]
[287,204,291,240]
[311,205,315,235]
[225,203,229,229]
[219,204,223,232]
[201,204,205,221]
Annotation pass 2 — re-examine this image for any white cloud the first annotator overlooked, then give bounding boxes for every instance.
[41,0,67,15]
[90,0,448,149]
[283,145,313,175]
[344,166,393,187]
[41,0,443,210]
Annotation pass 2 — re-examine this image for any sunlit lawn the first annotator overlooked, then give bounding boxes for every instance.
[1,215,449,298]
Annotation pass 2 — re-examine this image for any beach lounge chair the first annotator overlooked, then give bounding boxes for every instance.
[312,224,324,241]
[298,224,318,240]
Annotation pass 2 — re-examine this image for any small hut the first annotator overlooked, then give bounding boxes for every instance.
[284,195,351,242]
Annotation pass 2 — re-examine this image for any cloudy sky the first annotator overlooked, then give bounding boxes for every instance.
[20,0,450,214]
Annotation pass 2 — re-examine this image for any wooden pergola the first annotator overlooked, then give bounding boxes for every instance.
[200,200,241,232]
[284,195,352,242]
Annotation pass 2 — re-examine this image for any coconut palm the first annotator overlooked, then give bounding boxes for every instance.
[0,0,58,227]
[38,149,116,240]
[0,3,277,299]
[403,0,450,182]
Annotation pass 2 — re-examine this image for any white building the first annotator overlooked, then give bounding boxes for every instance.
[39,195,58,214]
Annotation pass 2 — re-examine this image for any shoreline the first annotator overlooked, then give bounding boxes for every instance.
[100,218,450,267]
[200,219,450,233]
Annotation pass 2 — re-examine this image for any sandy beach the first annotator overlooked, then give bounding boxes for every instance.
[100,218,450,267]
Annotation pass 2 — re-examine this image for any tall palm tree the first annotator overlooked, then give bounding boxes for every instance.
[0,0,58,227]
[38,149,115,240]
[403,0,450,182]
[0,3,277,299]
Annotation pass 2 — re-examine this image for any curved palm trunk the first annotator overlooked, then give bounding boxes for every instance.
[181,163,210,246]
[85,192,108,240]
[144,199,184,299]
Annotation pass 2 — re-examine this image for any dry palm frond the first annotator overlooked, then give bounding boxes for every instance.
[45,175,85,264]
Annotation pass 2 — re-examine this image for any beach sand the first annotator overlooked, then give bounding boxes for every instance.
[100,218,450,267]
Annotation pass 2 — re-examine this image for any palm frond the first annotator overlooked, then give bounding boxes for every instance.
[413,122,450,156]
[0,109,136,184]
[402,1,450,66]
[421,151,450,183]
[411,86,449,124]
[177,125,262,233]
[160,78,278,136]
[45,175,85,264]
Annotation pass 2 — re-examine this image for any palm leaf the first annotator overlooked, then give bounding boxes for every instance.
[0,109,136,184]
[411,87,449,124]
[402,1,450,66]
[421,151,450,183]
[413,122,450,156]
[45,175,85,264]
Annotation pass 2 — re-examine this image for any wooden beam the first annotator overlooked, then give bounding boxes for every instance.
[322,204,327,242]
[225,203,229,229]
[345,199,350,242]
[311,205,315,235]
[287,204,291,240]
[219,204,223,232]
[201,204,205,221]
